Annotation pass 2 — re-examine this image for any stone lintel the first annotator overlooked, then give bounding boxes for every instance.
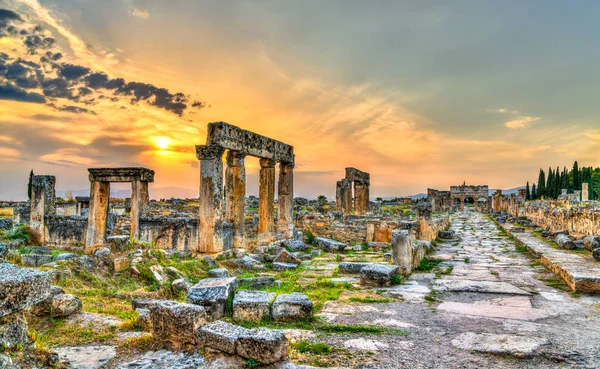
[345,167,370,184]
[88,167,155,183]
[206,121,294,164]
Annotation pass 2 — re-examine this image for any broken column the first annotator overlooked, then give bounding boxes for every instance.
[354,181,368,215]
[392,229,412,275]
[582,183,589,202]
[197,145,226,253]
[342,179,353,214]
[29,175,56,243]
[277,162,294,239]
[130,179,149,240]
[258,158,276,243]
[225,150,246,249]
[85,180,110,251]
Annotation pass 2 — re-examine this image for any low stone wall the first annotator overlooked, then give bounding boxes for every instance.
[417,215,451,242]
[44,215,87,248]
[56,202,77,216]
[139,217,199,252]
[520,201,600,238]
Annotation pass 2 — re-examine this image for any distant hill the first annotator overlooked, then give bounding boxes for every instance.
[488,186,525,196]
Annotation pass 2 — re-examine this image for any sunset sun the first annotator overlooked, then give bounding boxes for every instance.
[155,137,170,150]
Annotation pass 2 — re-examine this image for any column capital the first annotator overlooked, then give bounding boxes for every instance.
[259,158,276,168]
[196,144,225,160]
[226,150,246,166]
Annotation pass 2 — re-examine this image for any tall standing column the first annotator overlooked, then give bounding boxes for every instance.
[354,182,367,215]
[258,158,276,243]
[277,162,294,238]
[343,179,353,214]
[85,181,110,252]
[365,183,370,213]
[225,150,246,249]
[130,180,149,240]
[336,180,345,212]
[197,145,225,253]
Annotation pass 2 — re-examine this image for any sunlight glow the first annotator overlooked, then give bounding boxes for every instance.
[155,137,170,150]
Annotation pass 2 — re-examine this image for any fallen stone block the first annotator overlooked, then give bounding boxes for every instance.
[583,236,600,251]
[149,300,209,349]
[339,262,375,274]
[593,248,600,261]
[360,264,399,287]
[273,249,301,265]
[233,290,275,322]
[272,293,313,322]
[392,230,411,275]
[555,234,576,250]
[53,252,76,262]
[118,349,206,369]
[438,230,455,239]
[135,308,151,331]
[196,320,249,354]
[171,278,191,295]
[368,242,391,251]
[21,253,52,267]
[106,235,130,251]
[0,312,30,349]
[186,277,237,319]
[238,276,277,290]
[51,294,82,317]
[30,285,64,316]
[208,268,231,278]
[236,327,288,364]
[451,332,548,357]
[272,262,298,271]
[0,264,50,318]
[284,239,307,252]
[113,257,131,273]
[315,237,347,252]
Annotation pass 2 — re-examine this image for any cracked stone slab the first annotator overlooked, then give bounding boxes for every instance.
[432,279,531,295]
[438,301,551,321]
[451,332,549,357]
[55,345,116,369]
[343,338,387,351]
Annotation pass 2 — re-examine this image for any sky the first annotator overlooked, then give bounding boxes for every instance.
[0,0,599,200]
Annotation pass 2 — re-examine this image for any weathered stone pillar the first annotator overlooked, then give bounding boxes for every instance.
[225,150,246,249]
[130,180,149,240]
[197,144,225,253]
[354,182,367,215]
[343,179,353,214]
[582,183,589,202]
[365,184,370,213]
[335,180,345,212]
[258,158,276,243]
[85,181,110,252]
[29,175,56,243]
[392,230,412,275]
[277,162,294,239]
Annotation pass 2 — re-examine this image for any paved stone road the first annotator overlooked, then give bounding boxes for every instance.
[319,210,600,368]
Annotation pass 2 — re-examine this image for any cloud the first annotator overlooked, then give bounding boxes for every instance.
[504,115,540,129]
[129,8,150,20]
[0,82,45,102]
[0,8,23,36]
[487,108,519,114]
[58,63,91,80]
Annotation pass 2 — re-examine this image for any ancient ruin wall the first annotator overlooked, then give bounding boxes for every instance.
[520,201,600,237]
[44,215,87,248]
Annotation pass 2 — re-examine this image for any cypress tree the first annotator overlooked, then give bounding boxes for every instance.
[555,166,561,198]
[547,167,554,199]
[525,181,530,200]
[27,169,34,200]
[573,161,581,190]
[537,169,546,198]
[531,184,537,199]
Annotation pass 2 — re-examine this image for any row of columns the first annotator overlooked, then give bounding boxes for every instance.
[198,145,294,253]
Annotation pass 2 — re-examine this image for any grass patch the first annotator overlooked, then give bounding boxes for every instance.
[347,296,396,304]
[414,258,443,272]
[463,257,471,264]
[424,290,441,304]
[305,231,316,245]
[391,274,402,285]
[29,318,117,347]
[293,340,333,354]
[538,276,570,292]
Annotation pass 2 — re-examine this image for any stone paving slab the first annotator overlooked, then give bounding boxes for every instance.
[451,332,549,357]
[438,300,552,321]
[432,279,532,295]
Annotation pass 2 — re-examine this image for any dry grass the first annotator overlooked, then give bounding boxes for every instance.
[0,208,13,218]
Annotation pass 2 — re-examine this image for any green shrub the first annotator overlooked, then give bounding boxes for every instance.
[305,231,316,245]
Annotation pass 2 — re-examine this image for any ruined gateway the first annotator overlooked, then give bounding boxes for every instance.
[1,122,600,368]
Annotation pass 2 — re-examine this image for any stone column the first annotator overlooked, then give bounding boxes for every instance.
[258,158,276,243]
[365,183,370,214]
[130,180,149,240]
[392,230,412,275]
[582,183,589,202]
[30,176,55,244]
[197,144,225,253]
[277,162,294,238]
[335,180,345,212]
[343,179,353,214]
[225,150,246,249]
[354,182,367,215]
[85,181,110,252]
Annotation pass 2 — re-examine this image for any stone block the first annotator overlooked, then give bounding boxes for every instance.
[0,264,50,318]
[392,230,412,275]
[555,234,576,250]
[236,328,288,364]
[438,230,455,239]
[233,290,275,322]
[113,257,131,273]
[339,262,375,274]
[273,249,301,265]
[368,241,391,251]
[360,264,399,287]
[238,276,277,290]
[0,312,30,349]
[51,294,82,317]
[30,286,64,316]
[208,268,231,278]
[53,252,76,262]
[583,236,600,251]
[105,236,128,252]
[272,293,313,322]
[171,278,191,294]
[284,239,307,252]
[21,253,52,267]
[149,300,209,349]
[272,262,298,271]
[135,308,151,331]
[186,277,237,319]
[196,320,249,354]
[315,237,347,252]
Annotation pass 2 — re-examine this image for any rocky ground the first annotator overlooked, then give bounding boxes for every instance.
[4,210,600,368]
